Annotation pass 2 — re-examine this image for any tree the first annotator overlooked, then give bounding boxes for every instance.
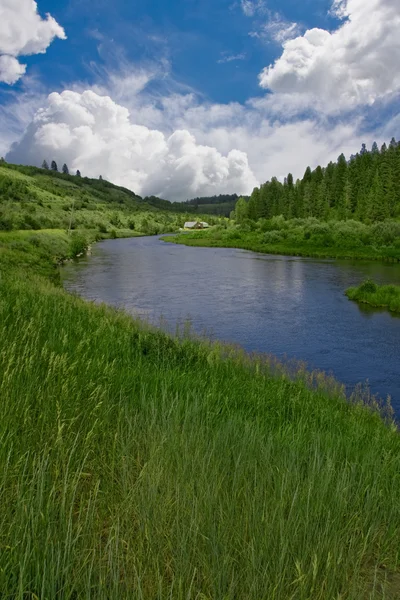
[62,163,69,175]
[42,160,49,170]
[51,160,58,172]
[247,188,259,220]
[0,157,5,164]
[99,175,103,180]
[234,197,248,224]
[76,170,81,177]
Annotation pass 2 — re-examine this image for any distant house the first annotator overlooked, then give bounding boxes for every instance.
[184,221,210,230]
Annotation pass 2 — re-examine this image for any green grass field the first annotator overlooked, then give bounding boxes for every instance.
[1,219,400,597]
[346,280,400,313]
[164,218,400,262]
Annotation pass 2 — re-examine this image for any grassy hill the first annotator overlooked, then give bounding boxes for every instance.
[0,162,220,235]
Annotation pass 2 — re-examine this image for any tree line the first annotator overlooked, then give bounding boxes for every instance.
[41,160,82,178]
[235,138,400,223]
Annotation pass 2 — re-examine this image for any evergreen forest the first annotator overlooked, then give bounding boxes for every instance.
[242,139,400,223]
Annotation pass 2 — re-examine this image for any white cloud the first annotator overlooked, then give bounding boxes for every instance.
[218,52,246,64]
[250,12,300,43]
[240,0,266,17]
[6,90,258,201]
[0,0,66,84]
[0,55,26,85]
[259,0,400,112]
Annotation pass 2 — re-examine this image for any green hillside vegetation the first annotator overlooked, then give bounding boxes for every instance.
[165,140,400,260]
[165,216,400,261]
[1,224,400,598]
[0,162,219,235]
[346,280,400,313]
[144,193,240,216]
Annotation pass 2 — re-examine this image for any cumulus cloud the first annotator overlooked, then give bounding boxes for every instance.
[259,0,400,112]
[0,55,26,85]
[6,90,258,201]
[0,0,66,84]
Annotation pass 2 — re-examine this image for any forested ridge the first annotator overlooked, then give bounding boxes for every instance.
[240,139,400,222]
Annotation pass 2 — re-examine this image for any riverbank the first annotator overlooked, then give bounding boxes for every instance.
[163,219,400,262]
[346,280,400,313]
[1,230,400,598]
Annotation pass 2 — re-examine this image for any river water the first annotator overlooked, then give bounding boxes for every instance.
[63,236,400,412]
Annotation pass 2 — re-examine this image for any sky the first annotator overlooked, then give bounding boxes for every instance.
[1,0,399,201]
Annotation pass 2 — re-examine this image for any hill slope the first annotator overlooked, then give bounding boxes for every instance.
[0,162,219,235]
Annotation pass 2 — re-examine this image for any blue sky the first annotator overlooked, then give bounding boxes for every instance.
[3,0,338,104]
[1,0,400,200]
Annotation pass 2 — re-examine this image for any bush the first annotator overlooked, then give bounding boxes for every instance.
[331,220,368,248]
[359,279,378,294]
[68,233,88,258]
[370,221,400,246]
[0,214,14,231]
[262,230,285,244]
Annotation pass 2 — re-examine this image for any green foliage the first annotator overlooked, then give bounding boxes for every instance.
[0,233,400,598]
[346,280,400,313]
[167,216,400,262]
[236,139,400,223]
[0,163,211,237]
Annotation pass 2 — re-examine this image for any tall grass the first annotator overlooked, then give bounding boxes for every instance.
[1,235,400,598]
[346,280,400,313]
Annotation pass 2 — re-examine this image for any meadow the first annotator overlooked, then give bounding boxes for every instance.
[1,218,400,598]
[164,216,400,262]
[346,280,400,313]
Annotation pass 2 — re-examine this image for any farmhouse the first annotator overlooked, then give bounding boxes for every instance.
[184,221,209,230]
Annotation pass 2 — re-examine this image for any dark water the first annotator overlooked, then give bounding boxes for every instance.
[63,236,400,411]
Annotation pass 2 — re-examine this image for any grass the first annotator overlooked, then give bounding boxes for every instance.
[346,280,400,313]
[163,218,400,262]
[0,163,221,236]
[1,229,400,598]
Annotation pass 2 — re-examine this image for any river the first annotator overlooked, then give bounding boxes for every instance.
[62,236,400,412]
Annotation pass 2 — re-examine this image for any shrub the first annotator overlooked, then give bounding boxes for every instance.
[262,231,285,244]
[370,221,400,246]
[359,279,378,294]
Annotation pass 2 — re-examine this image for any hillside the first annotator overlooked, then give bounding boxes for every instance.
[0,162,219,235]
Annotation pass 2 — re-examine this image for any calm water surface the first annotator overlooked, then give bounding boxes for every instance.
[63,236,400,411]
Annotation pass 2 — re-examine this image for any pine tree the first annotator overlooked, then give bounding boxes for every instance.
[76,170,81,177]
[367,170,388,221]
[332,153,348,212]
[51,160,58,172]
[338,178,352,220]
[42,160,49,170]
[62,163,69,175]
